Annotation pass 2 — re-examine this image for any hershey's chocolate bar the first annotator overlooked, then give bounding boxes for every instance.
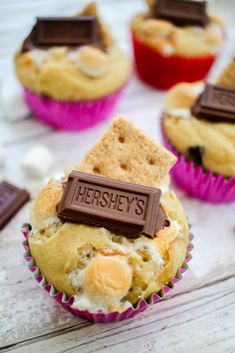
[57,171,169,239]
[153,0,208,27]
[22,16,103,51]
[191,84,235,123]
[0,181,30,230]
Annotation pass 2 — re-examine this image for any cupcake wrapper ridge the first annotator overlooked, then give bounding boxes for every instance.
[161,122,235,203]
[22,223,193,323]
[24,85,126,131]
[132,33,217,90]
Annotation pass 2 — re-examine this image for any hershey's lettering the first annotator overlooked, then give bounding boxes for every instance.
[57,171,169,239]
[74,185,146,216]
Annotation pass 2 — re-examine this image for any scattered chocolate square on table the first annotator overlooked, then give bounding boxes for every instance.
[0,181,30,230]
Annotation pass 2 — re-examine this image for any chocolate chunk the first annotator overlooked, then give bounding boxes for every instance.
[57,171,170,239]
[0,181,30,230]
[187,146,204,167]
[153,0,209,27]
[191,84,235,123]
[22,16,103,52]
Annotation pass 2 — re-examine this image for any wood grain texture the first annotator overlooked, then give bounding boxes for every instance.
[1,1,235,353]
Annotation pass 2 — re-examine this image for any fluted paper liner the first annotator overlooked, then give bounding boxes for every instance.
[132,32,217,89]
[22,223,193,323]
[161,122,235,203]
[24,85,127,131]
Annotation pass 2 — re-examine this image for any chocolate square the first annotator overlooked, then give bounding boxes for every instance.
[57,171,169,239]
[192,84,235,123]
[153,0,209,27]
[35,16,100,46]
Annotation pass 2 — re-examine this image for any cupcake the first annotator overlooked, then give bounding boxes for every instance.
[131,0,225,89]
[22,115,192,322]
[15,3,131,130]
[162,58,235,203]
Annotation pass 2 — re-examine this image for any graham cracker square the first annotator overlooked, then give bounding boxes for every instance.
[77,115,176,186]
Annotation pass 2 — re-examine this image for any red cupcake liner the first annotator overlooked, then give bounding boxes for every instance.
[161,122,235,203]
[22,223,193,323]
[132,33,217,89]
[24,84,127,131]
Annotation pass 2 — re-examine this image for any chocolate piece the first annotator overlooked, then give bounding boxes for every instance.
[153,0,209,27]
[192,84,235,123]
[22,16,103,52]
[0,181,30,230]
[187,146,204,167]
[57,171,169,239]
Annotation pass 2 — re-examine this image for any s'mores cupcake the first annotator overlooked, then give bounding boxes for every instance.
[131,0,225,89]
[15,3,131,130]
[162,58,235,203]
[22,115,193,322]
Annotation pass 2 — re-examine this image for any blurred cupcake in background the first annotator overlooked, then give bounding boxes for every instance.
[15,3,131,130]
[131,0,225,89]
[161,57,235,203]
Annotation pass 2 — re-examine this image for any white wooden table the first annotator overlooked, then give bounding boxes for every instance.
[0,1,235,352]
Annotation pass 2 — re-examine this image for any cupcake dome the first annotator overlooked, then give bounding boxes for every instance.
[162,58,235,203]
[15,3,131,130]
[25,116,191,318]
[131,0,225,89]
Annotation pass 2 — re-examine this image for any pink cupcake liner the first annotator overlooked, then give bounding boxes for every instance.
[22,223,193,323]
[24,85,126,131]
[132,33,217,89]
[161,122,235,203]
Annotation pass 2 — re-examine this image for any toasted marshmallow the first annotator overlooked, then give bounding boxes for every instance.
[83,255,132,304]
[142,19,174,38]
[164,82,204,109]
[29,49,50,68]
[204,24,224,46]
[77,46,109,78]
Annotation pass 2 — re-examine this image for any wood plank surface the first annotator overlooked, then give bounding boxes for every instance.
[0,1,235,352]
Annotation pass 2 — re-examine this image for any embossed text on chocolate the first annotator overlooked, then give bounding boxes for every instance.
[192,84,235,123]
[57,171,169,238]
[74,183,147,217]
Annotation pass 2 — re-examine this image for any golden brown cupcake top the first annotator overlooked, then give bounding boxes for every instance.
[28,115,189,313]
[15,3,131,101]
[131,1,224,57]
[163,58,235,177]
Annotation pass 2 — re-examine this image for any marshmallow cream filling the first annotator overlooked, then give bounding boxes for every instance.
[28,46,110,78]
[68,219,182,313]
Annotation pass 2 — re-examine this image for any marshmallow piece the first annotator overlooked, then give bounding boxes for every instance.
[83,256,132,304]
[142,19,174,38]
[28,49,50,68]
[166,108,191,119]
[21,145,54,179]
[77,46,109,78]
[1,83,30,122]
